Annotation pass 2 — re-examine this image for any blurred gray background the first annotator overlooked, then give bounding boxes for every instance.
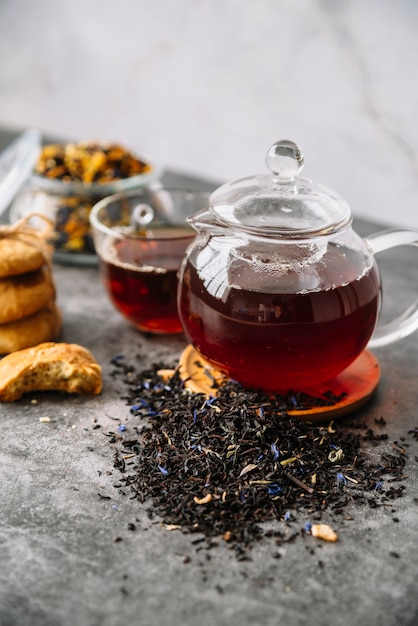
[1,0,417,228]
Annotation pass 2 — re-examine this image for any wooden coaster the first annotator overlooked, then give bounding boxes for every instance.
[178,345,381,422]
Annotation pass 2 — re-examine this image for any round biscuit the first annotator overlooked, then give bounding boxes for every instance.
[0,301,62,354]
[0,238,47,277]
[0,266,56,324]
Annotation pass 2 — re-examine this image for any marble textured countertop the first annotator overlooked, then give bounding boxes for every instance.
[0,127,418,626]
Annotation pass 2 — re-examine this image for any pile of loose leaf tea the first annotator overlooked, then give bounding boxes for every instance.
[107,357,410,558]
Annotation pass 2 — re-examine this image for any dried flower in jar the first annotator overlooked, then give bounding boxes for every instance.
[30,141,153,256]
[35,141,152,184]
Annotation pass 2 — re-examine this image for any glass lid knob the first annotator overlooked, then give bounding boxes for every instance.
[265,139,304,183]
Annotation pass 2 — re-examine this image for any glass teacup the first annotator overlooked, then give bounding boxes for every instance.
[90,187,210,334]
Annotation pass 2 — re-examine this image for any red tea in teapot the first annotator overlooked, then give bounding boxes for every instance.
[100,227,193,334]
[178,245,381,390]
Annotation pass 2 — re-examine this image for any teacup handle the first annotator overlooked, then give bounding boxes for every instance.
[366,229,418,347]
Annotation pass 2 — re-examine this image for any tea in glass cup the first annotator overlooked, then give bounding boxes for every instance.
[90,188,210,334]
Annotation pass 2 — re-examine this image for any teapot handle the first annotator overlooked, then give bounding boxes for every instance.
[366,229,418,347]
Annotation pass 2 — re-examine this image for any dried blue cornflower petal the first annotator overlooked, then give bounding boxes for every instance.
[130,398,149,413]
[158,465,169,476]
[305,520,312,533]
[267,483,283,496]
[111,354,125,365]
[374,481,384,491]
[271,443,280,460]
[118,424,127,432]
[336,472,347,485]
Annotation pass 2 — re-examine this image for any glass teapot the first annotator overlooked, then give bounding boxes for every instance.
[177,140,418,392]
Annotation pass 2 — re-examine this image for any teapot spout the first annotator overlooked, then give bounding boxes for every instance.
[188,208,222,235]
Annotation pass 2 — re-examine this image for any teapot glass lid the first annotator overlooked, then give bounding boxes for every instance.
[209,140,352,237]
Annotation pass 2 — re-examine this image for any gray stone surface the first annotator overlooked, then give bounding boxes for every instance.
[0,129,417,626]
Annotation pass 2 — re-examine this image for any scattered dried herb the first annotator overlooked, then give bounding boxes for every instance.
[107,360,411,559]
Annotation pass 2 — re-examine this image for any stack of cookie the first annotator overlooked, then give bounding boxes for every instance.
[0,219,62,354]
